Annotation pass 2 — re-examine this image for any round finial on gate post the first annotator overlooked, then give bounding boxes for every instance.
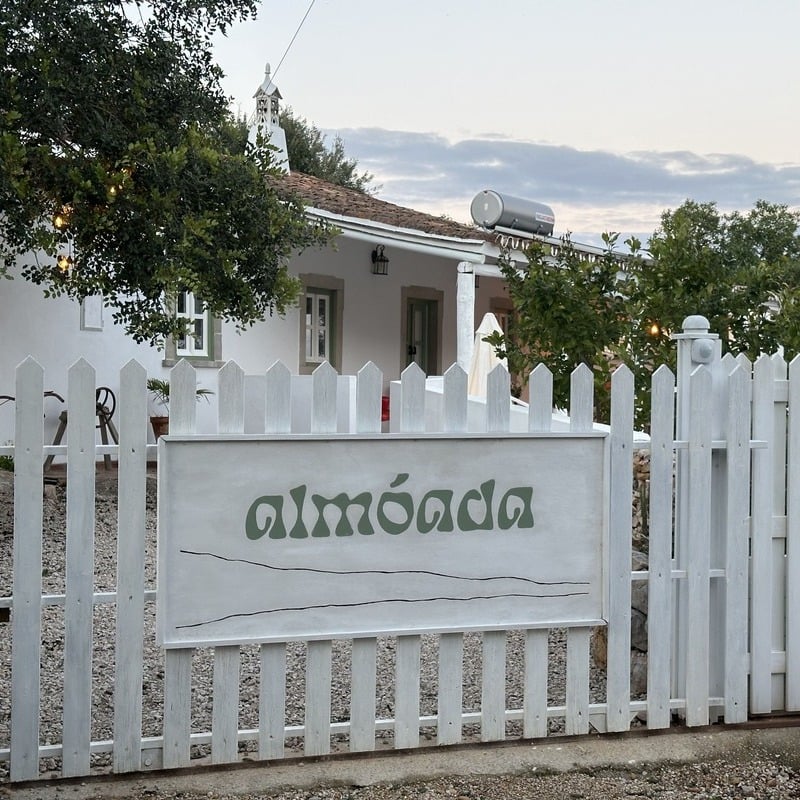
[691,337,716,364]
[681,315,710,335]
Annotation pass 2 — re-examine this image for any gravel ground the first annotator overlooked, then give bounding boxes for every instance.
[3,469,800,799]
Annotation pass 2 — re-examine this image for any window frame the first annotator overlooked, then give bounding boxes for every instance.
[299,274,343,374]
[163,290,223,368]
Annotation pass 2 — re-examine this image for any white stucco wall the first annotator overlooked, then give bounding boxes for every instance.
[305,237,461,379]
[223,236,463,389]
[1,263,165,447]
[1,237,469,446]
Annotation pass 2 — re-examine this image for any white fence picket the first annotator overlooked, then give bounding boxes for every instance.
[399,364,425,433]
[646,366,675,729]
[606,365,634,732]
[356,362,382,434]
[724,365,751,723]
[170,360,198,434]
[524,365,553,740]
[211,646,241,764]
[519,365,553,739]
[113,361,148,773]
[565,628,591,735]
[218,361,245,434]
[162,360,197,768]
[10,358,45,782]
[162,650,192,768]
[394,635,421,748]
[437,633,464,745]
[212,361,245,764]
[62,359,96,777]
[523,629,549,739]
[787,356,800,711]
[564,364,593,735]
[685,366,713,726]
[350,638,378,751]
[750,355,775,713]
[569,364,593,432]
[305,640,333,756]
[307,364,337,756]
[481,631,506,741]
[483,364,510,743]
[528,364,553,433]
[311,362,338,433]
[265,361,292,434]
[486,365,510,432]
[259,643,287,759]
[443,364,468,433]
[771,356,788,709]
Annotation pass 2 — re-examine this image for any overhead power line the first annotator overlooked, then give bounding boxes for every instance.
[272,0,317,82]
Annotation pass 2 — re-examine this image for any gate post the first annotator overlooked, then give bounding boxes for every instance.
[672,316,722,715]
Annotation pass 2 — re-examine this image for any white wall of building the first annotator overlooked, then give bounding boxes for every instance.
[1,237,467,446]
[0,261,166,446]
[227,236,462,388]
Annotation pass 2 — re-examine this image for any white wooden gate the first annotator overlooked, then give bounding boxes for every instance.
[1,316,798,782]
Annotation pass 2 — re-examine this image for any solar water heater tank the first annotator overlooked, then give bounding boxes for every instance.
[470,190,555,236]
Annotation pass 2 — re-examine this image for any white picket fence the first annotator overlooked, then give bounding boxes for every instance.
[1,319,799,782]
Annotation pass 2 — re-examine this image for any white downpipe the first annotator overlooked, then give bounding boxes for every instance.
[456,262,476,372]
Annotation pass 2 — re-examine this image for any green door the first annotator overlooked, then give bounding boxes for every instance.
[405,298,437,373]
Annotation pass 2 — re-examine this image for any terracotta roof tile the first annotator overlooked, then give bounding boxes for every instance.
[276,171,491,243]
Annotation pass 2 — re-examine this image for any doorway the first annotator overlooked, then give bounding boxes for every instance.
[401,287,443,374]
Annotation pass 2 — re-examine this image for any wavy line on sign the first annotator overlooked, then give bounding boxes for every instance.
[178,549,590,587]
[176,590,591,629]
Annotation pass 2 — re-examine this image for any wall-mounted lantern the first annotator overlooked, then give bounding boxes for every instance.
[371,245,389,276]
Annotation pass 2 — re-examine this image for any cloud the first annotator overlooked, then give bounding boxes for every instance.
[328,127,800,238]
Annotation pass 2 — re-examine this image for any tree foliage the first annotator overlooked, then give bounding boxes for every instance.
[280,107,375,193]
[490,201,800,426]
[0,0,331,343]
[485,234,629,421]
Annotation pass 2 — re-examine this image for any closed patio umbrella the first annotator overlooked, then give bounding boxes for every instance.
[467,312,507,397]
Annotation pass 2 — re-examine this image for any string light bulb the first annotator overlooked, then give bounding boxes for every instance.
[53,204,72,230]
[56,254,73,273]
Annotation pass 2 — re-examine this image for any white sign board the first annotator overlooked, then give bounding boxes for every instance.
[157,434,607,647]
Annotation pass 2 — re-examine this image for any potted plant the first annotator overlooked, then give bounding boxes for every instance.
[147,378,213,438]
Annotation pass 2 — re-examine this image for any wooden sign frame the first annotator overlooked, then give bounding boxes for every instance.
[157,433,608,647]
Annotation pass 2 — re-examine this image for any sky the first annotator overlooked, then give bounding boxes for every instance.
[213,0,800,246]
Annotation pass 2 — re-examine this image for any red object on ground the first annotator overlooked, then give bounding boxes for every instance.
[381,395,390,422]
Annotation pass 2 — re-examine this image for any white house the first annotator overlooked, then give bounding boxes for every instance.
[0,66,611,446]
